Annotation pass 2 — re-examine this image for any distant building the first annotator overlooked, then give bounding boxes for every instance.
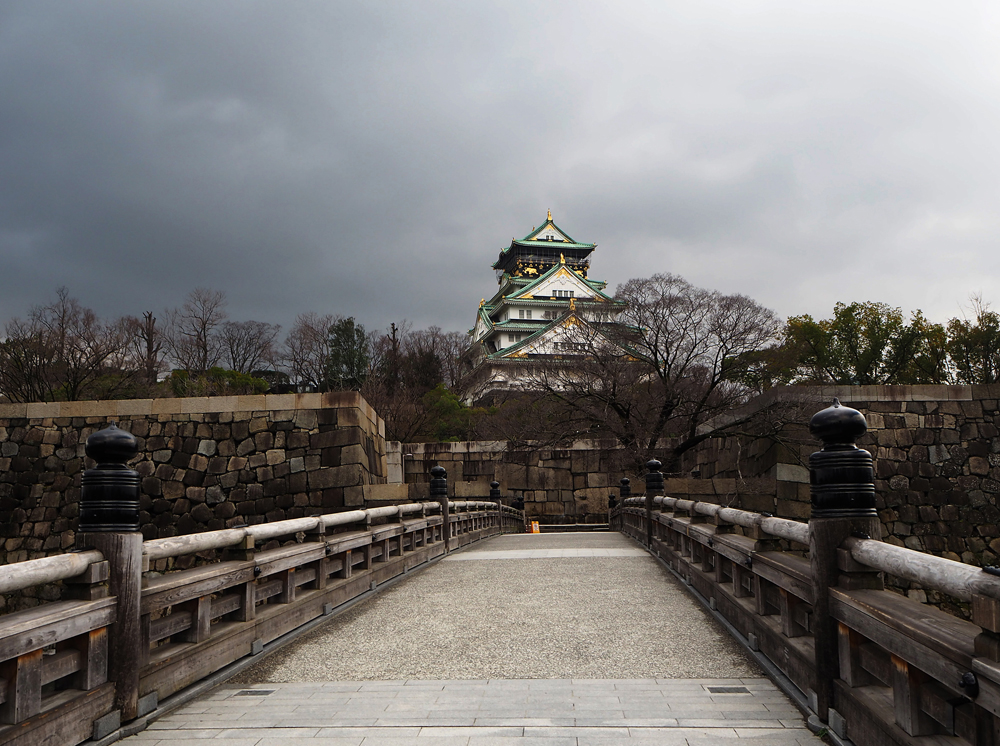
[463,211,628,403]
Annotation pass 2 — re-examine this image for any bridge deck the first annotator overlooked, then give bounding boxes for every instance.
[123,533,823,744]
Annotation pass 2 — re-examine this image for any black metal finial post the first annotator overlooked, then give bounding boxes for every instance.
[608,494,618,509]
[490,481,501,500]
[76,422,144,721]
[430,465,450,551]
[644,460,663,548]
[807,398,882,724]
[619,477,631,500]
[80,423,141,532]
[512,494,524,511]
[808,398,877,518]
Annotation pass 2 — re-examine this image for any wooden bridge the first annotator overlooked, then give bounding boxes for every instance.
[5,440,1000,744]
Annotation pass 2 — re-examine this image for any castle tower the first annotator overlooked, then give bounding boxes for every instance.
[463,211,627,402]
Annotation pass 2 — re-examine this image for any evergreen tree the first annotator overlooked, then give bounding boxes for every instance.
[325,317,369,390]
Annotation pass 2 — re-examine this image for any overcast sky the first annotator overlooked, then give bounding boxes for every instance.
[2,1,999,339]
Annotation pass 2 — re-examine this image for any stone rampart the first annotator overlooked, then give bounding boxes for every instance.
[388,439,655,522]
[688,384,1000,615]
[0,392,386,579]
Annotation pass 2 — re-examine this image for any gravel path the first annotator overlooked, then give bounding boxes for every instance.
[231,532,761,683]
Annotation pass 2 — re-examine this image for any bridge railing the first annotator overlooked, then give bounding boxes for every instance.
[613,418,1000,746]
[0,462,524,746]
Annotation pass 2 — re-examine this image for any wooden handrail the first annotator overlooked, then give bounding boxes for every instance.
[845,536,1000,602]
[143,501,451,561]
[619,496,810,546]
[0,549,105,594]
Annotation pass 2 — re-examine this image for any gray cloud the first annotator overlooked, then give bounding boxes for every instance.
[2,1,1000,340]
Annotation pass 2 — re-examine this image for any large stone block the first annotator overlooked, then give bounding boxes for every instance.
[454,480,491,497]
[586,472,608,488]
[663,477,691,498]
[336,408,364,429]
[738,493,776,513]
[687,479,716,495]
[712,477,737,495]
[774,463,809,484]
[344,486,365,507]
[341,444,369,470]
[363,483,409,502]
[497,463,527,490]
[308,464,363,490]
[310,429,361,449]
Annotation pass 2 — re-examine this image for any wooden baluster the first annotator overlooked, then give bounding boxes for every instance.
[779,589,806,638]
[714,553,727,585]
[308,523,327,590]
[732,562,751,598]
[68,627,109,691]
[755,577,774,617]
[340,549,353,579]
[837,623,871,687]
[235,576,256,622]
[179,597,212,643]
[892,655,936,736]
[0,649,43,724]
[277,569,295,604]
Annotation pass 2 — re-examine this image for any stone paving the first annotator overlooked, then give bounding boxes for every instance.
[122,533,824,744]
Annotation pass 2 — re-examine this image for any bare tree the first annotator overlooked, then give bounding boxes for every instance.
[282,312,336,390]
[124,311,165,386]
[512,273,782,470]
[0,288,134,402]
[222,320,281,374]
[0,317,59,403]
[165,288,228,371]
[414,326,468,392]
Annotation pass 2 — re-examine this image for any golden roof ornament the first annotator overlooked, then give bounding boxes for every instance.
[560,253,565,264]
[547,208,552,221]
[569,297,576,311]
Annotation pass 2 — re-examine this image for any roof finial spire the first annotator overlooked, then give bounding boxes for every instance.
[547,208,552,222]
[560,252,565,264]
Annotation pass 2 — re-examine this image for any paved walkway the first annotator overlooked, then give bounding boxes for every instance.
[123,533,823,744]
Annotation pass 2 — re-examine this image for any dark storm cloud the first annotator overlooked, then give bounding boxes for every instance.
[2,1,1000,338]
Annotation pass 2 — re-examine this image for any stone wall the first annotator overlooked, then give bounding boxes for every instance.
[388,439,664,522]
[0,392,386,579]
[686,384,1000,616]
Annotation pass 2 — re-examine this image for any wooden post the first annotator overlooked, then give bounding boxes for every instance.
[77,423,144,723]
[807,399,881,723]
[644,460,662,550]
[84,532,142,721]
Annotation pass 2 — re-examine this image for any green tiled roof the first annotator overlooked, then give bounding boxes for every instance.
[522,215,581,244]
[509,262,614,302]
[492,321,547,332]
[488,313,634,360]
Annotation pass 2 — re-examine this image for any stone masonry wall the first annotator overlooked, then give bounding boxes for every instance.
[685,384,1000,616]
[0,392,386,591]
[388,440,670,523]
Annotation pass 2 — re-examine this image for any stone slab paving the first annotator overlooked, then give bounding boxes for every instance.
[121,533,823,744]
[127,680,820,745]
